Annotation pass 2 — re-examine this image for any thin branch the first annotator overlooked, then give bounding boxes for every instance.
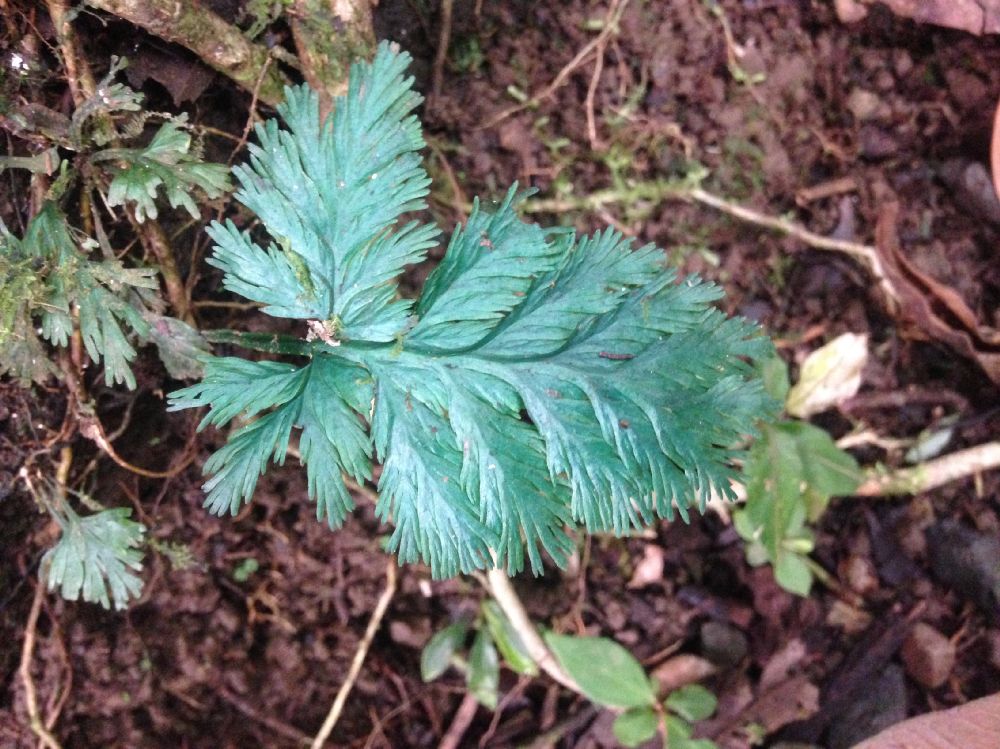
[19,582,62,749]
[856,441,1000,497]
[478,0,629,130]
[439,692,479,749]
[310,559,398,749]
[430,0,454,108]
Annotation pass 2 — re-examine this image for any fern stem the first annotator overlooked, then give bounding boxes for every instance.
[202,329,315,356]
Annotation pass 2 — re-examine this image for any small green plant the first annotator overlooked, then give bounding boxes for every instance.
[545,633,719,748]
[734,355,861,595]
[421,600,536,709]
[169,42,775,578]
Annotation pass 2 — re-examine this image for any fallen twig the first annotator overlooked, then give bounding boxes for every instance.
[478,0,629,130]
[439,692,479,749]
[86,0,287,105]
[19,581,62,749]
[856,441,1000,497]
[310,559,398,749]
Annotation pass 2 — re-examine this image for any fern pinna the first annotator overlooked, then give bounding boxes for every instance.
[170,42,774,578]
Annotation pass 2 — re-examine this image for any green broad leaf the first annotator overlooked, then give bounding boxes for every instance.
[421,620,469,682]
[739,421,860,561]
[100,116,230,222]
[170,42,776,579]
[666,715,694,744]
[544,633,656,709]
[481,599,538,676]
[757,354,790,404]
[773,550,813,597]
[41,507,146,610]
[467,629,500,709]
[665,684,718,722]
[612,707,660,748]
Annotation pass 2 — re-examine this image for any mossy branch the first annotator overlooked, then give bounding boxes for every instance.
[85,0,288,106]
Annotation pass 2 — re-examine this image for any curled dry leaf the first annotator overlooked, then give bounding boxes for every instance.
[874,199,1000,383]
[786,332,868,418]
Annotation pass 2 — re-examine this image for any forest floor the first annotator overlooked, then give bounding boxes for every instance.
[2,1,1000,747]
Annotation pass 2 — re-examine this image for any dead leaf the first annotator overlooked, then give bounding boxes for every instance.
[862,0,1000,35]
[873,198,1000,383]
[853,692,1000,749]
[627,544,665,588]
[126,45,215,106]
[786,332,868,417]
[650,654,717,694]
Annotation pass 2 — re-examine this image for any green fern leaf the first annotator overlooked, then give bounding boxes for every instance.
[100,116,230,221]
[171,42,776,577]
[1,204,158,387]
[42,506,146,611]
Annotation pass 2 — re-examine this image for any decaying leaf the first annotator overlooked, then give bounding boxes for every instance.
[837,0,1000,35]
[786,332,868,418]
[874,199,1000,383]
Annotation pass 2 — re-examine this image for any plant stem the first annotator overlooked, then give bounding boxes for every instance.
[482,569,582,694]
[19,580,63,749]
[310,559,397,749]
[856,441,1000,497]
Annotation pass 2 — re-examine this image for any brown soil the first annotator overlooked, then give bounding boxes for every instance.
[2,1,1000,747]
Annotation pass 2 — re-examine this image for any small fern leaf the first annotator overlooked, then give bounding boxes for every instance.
[225,43,434,342]
[42,507,145,611]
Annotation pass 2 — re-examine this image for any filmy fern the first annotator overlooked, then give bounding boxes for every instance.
[170,42,775,578]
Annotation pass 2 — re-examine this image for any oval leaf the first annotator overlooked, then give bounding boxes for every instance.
[544,632,656,709]
[467,629,500,709]
[665,683,718,722]
[420,620,468,682]
[481,599,538,676]
[612,707,660,748]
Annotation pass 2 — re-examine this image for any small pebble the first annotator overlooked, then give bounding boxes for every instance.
[901,622,956,689]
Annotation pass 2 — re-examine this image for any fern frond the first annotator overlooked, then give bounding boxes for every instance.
[171,42,776,578]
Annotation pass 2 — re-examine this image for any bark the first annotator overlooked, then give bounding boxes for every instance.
[290,0,375,113]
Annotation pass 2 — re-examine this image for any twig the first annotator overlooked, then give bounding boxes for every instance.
[439,692,479,749]
[430,0,454,108]
[478,0,629,130]
[310,560,398,749]
[522,179,900,308]
[219,687,312,746]
[856,441,1000,497]
[19,581,62,749]
[584,23,607,150]
[482,569,581,693]
[77,409,196,479]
